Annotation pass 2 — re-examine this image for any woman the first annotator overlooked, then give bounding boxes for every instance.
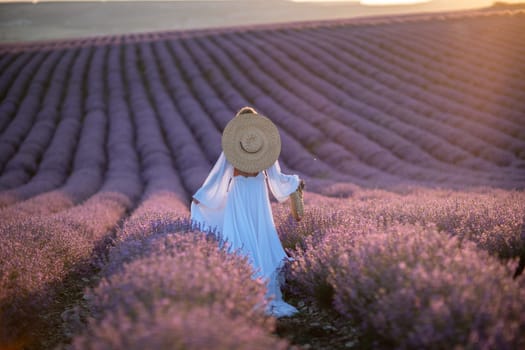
[190,107,302,318]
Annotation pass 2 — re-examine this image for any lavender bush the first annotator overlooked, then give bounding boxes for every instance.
[71,302,288,350]
[282,189,525,260]
[68,230,286,349]
[0,191,130,346]
[285,190,525,348]
[285,214,374,307]
[83,232,271,326]
[100,191,190,275]
[346,189,525,260]
[274,203,344,251]
[329,225,525,349]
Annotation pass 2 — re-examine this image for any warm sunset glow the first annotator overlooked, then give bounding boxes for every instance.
[290,0,525,4]
[361,0,431,5]
[290,0,431,3]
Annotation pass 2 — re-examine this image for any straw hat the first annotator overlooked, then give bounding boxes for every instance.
[221,112,281,173]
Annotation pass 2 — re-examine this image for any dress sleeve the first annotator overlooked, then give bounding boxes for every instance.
[191,152,233,234]
[192,152,233,209]
[266,160,300,203]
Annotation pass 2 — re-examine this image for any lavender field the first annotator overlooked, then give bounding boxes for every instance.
[0,4,524,350]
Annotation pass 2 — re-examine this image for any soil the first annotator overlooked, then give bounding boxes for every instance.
[276,296,361,350]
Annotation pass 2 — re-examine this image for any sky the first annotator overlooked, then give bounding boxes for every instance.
[0,0,524,3]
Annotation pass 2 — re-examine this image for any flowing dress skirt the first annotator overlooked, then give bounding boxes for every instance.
[221,173,298,317]
[191,153,300,317]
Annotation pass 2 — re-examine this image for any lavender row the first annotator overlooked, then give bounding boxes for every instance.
[368,22,524,107]
[0,49,77,190]
[190,34,397,186]
[186,35,370,183]
[0,52,33,128]
[70,301,286,350]
[213,31,517,187]
[324,225,524,349]
[0,47,108,209]
[0,46,105,207]
[313,24,524,138]
[0,47,120,225]
[364,26,525,134]
[0,16,522,192]
[163,40,237,129]
[0,191,75,224]
[0,9,522,208]
[253,27,479,170]
[0,191,130,348]
[98,45,143,200]
[378,20,525,95]
[353,189,525,260]
[308,28,524,160]
[229,29,507,185]
[162,40,224,163]
[209,32,402,182]
[139,40,217,193]
[57,46,109,203]
[365,18,525,102]
[346,24,525,130]
[281,189,525,260]
[0,50,63,174]
[0,52,16,82]
[189,29,520,187]
[395,17,525,92]
[1,44,134,211]
[0,52,46,133]
[64,198,285,349]
[178,34,335,183]
[118,44,186,200]
[270,28,525,171]
[180,36,359,184]
[20,48,91,197]
[0,48,86,206]
[282,193,525,349]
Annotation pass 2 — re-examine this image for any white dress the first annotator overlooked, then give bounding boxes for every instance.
[190,152,300,317]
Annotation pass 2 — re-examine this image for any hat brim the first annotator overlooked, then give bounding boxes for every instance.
[221,113,281,173]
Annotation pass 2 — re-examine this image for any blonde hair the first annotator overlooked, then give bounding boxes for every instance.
[235,106,258,117]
